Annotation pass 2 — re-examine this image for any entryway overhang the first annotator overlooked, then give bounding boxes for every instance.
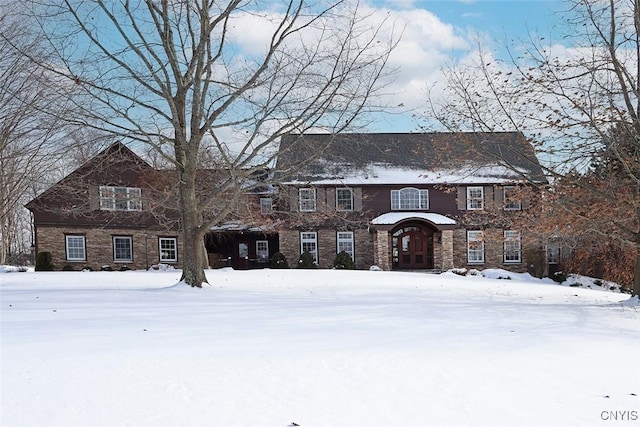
[370,212,456,231]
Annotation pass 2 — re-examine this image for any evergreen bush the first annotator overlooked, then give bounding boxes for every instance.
[297,250,317,269]
[270,252,289,269]
[333,251,355,270]
[35,252,54,271]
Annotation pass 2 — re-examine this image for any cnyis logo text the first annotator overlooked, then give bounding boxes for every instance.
[600,410,639,422]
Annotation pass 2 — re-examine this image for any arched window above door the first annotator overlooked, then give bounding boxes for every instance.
[391,187,429,210]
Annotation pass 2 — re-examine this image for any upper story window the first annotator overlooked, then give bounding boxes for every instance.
[299,188,316,212]
[260,197,273,214]
[336,188,354,211]
[503,186,522,210]
[391,187,429,210]
[99,186,142,211]
[466,187,484,210]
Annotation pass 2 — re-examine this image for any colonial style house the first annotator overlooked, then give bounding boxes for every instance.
[26,132,548,273]
[273,132,547,272]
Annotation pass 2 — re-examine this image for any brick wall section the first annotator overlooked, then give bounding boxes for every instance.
[354,229,374,269]
[36,225,182,271]
[278,229,300,268]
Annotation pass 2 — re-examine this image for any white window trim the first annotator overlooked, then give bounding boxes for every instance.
[65,235,86,261]
[300,232,318,264]
[299,188,316,212]
[158,237,178,263]
[113,236,133,262]
[467,230,485,264]
[503,230,521,264]
[336,188,354,212]
[99,186,142,211]
[391,187,429,210]
[466,187,484,210]
[256,240,269,262]
[503,186,522,211]
[337,231,355,262]
[260,198,273,214]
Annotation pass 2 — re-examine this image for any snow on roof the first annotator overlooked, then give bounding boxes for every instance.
[371,212,456,226]
[281,163,529,185]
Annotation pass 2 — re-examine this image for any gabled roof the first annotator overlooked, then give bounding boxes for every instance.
[26,142,152,211]
[276,132,547,185]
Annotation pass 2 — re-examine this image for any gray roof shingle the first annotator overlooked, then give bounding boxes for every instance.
[275,132,547,184]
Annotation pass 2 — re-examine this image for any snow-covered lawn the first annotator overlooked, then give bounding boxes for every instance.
[1,268,639,427]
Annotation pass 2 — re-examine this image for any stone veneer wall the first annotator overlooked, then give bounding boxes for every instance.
[452,227,528,272]
[36,225,182,271]
[278,228,374,269]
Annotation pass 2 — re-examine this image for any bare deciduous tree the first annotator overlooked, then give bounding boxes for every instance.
[423,0,640,296]
[0,12,81,265]
[23,0,398,286]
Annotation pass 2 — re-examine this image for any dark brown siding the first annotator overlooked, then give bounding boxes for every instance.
[361,184,459,216]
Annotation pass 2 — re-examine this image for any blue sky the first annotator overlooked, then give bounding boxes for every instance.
[359,0,568,132]
[419,0,563,40]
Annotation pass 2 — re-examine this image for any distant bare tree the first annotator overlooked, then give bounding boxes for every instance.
[423,0,640,297]
[0,12,82,265]
[23,0,398,286]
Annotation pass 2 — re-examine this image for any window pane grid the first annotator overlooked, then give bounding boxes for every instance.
[100,186,142,211]
[300,232,318,263]
[503,186,522,210]
[391,188,428,210]
[159,238,177,262]
[504,231,521,263]
[66,236,86,261]
[336,189,353,211]
[337,231,355,261]
[299,188,316,212]
[113,237,132,262]
[256,240,269,261]
[467,187,484,210]
[467,230,484,263]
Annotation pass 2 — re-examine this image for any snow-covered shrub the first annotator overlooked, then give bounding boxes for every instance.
[369,265,382,271]
[269,252,289,269]
[333,251,355,270]
[297,251,316,269]
[149,263,176,271]
[35,252,54,271]
[450,268,468,276]
[550,271,567,283]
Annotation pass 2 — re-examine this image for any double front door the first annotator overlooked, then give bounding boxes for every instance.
[397,229,434,269]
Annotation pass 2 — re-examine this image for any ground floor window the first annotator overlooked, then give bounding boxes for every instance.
[65,235,86,261]
[300,232,318,264]
[256,240,269,262]
[547,241,561,264]
[467,230,484,264]
[337,231,355,261]
[159,237,177,263]
[113,236,133,262]
[503,230,521,263]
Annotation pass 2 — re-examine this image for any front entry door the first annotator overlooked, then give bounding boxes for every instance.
[397,230,434,269]
[237,242,249,269]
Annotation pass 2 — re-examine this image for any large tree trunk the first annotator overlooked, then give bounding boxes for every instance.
[634,244,640,297]
[177,161,208,288]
